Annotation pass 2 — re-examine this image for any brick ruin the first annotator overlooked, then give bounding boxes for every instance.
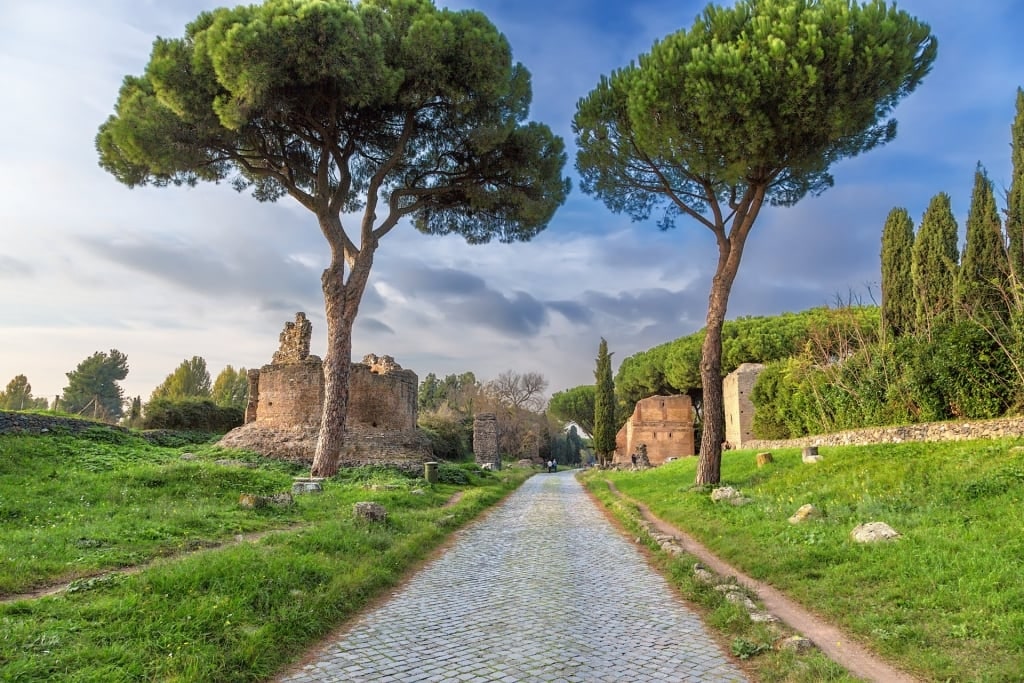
[613,394,695,466]
[723,363,764,449]
[219,313,432,468]
[473,413,499,469]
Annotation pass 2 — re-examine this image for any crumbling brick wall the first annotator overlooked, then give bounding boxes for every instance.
[614,394,694,465]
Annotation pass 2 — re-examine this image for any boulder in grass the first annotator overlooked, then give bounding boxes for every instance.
[239,492,294,509]
[710,486,752,506]
[851,521,900,543]
[788,504,822,524]
[353,501,387,523]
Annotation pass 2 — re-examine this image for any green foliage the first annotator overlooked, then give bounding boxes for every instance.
[619,307,879,420]
[547,385,595,436]
[912,192,960,336]
[543,424,584,466]
[956,166,1009,323]
[903,320,1015,420]
[211,365,249,409]
[96,0,568,244]
[0,374,48,411]
[141,398,243,433]
[60,349,129,421]
[751,317,1016,438]
[150,356,212,402]
[1007,88,1024,283]
[418,405,472,461]
[880,208,916,340]
[614,342,674,408]
[574,0,936,227]
[593,338,616,464]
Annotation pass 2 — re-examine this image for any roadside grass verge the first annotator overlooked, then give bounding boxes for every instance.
[585,439,1024,682]
[583,476,856,683]
[0,428,529,681]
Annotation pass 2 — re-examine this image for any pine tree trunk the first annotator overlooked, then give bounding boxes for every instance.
[310,259,352,478]
[310,249,374,478]
[695,279,728,485]
[693,187,765,486]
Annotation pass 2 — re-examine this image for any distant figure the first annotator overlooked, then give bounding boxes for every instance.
[547,459,556,473]
[630,453,637,467]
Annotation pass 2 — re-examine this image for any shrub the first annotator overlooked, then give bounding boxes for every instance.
[418,406,471,460]
[141,398,243,433]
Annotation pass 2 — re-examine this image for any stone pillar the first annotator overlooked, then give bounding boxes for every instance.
[473,413,500,470]
[244,369,261,424]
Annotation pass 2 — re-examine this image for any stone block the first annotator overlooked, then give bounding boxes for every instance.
[354,501,387,523]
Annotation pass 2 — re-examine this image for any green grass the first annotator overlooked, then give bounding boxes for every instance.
[585,439,1024,682]
[0,427,529,681]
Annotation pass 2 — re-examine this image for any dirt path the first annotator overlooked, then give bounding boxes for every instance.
[607,482,921,683]
[0,526,300,606]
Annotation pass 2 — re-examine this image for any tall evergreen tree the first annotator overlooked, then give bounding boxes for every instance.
[61,350,129,420]
[573,0,935,485]
[956,165,1008,322]
[911,193,960,337]
[593,338,616,467]
[97,0,569,478]
[880,207,916,340]
[1007,88,1024,283]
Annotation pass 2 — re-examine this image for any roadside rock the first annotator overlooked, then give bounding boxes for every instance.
[851,521,900,543]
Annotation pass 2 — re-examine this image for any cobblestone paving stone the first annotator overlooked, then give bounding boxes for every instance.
[278,471,748,682]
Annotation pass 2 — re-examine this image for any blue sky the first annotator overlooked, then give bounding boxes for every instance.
[0,0,1021,404]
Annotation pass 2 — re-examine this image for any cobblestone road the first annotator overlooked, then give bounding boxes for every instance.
[278,470,747,682]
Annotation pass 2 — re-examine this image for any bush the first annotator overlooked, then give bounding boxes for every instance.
[418,407,471,460]
[905,321,1015,420]
[141,398,243,433]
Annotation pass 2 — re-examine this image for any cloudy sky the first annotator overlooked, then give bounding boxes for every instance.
[0,0,1021,405]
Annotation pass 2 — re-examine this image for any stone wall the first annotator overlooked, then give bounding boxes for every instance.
[742,416,1024,451]
[723,363,764,449]
[348,355,418,431]
[255,359,324,428]
[0,411,129,436]
[473,413,499,468]
[614,394,694,465]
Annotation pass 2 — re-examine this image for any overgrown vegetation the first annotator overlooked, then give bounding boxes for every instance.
[140,397,244,433]
[0,426,529,681]
[586,441,1024,682]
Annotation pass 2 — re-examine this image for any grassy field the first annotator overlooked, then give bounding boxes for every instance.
[585,439,1024,682]
[0,426,529,682]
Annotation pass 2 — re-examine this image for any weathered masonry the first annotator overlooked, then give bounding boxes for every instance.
[613,394,695,466]
[723,362,764,450]
[220,312,432,468]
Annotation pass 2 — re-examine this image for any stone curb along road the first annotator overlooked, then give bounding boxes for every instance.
[276,470,748,682]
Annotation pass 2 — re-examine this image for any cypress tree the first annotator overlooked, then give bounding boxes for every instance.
[593,338,616,467]
[880,207,916,340]
[1007,88,1024,283]
[956,165,1008,322]
[911,192,960,337]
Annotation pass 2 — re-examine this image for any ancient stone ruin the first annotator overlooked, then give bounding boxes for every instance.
[613,394,694,466]
[219,313,432,468]
[473,413,499,470]
[723,362,764,449]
